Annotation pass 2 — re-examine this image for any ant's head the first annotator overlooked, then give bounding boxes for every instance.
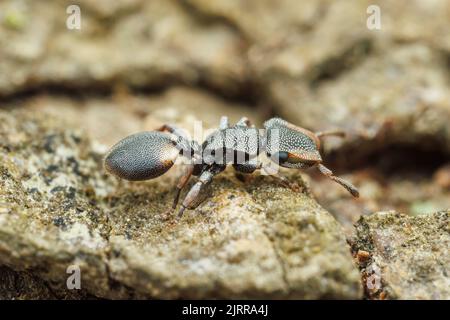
[264,118,322,169]
[264,118,359,198]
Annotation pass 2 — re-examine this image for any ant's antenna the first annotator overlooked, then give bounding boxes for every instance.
[317,163,359,197]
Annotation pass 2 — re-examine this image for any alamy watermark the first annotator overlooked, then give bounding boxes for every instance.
[66,264,81,290]
[366,5,381,30]
[366,264,382,290]
[66,5,81,30]
[64,4,381,32]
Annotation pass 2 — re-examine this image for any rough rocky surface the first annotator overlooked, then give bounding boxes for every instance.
[349,210,450,300]
[262,39,450,233]
[263,43,450,155]
[1,0,449,300]
[313,168,450,236]
[0,266,94,299]
[0,109,362,299]
[0,0,249,97]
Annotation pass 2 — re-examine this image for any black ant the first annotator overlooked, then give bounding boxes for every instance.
[104,117,359,219]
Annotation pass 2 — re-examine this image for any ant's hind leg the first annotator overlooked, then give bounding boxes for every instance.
[157,124,188,137]
[161,164,194,220]
[156,123,199,158]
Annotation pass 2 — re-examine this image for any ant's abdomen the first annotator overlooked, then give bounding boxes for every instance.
[104,131,179,181]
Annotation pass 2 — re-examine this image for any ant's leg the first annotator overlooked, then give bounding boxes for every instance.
[236,117,254,127]
[157,124,189,139]
[233,162,259,174]
[234,154,304,194]
[177,170,216,219]
[234,151,262,172]
[259,159,302,192]
[156,123,199,158]
[315,130,346,139]
[233,158,260,183]
[269,174,302,192]
[219,116,229,130]
[317,163,359,197]
[161,164,194,219]
[172,164,194,207]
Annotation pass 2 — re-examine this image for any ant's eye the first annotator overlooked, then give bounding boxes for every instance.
[274,151,289,163]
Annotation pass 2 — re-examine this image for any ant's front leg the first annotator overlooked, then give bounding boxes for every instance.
[269,174,303,193]
[261,163,303,192]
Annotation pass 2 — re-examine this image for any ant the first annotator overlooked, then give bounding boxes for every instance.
[104,117,359,219]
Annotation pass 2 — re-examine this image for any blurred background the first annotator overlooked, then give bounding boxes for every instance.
[0,0,449,233]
